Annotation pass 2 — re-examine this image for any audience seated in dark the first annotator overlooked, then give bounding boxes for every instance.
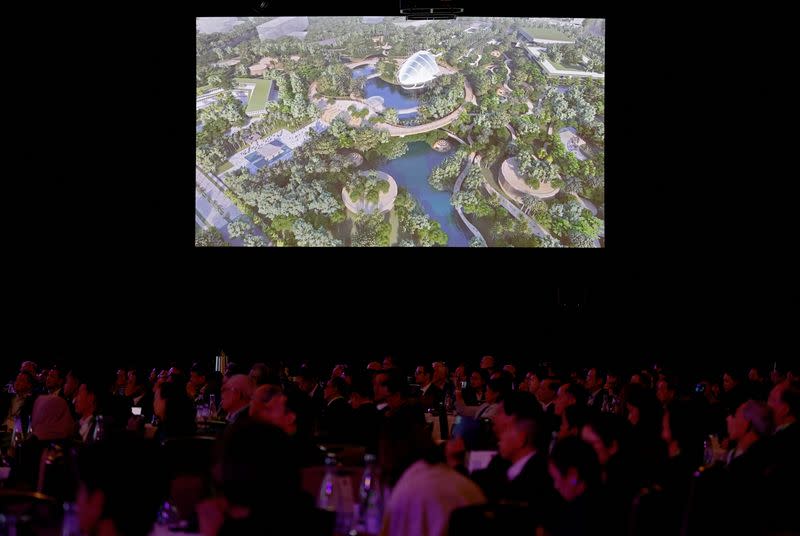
[379,404,486,536]
[623,383,668,491]
[764,379,800,533]
[124,367,153,422]
[197,421,328,536]
[188,363,211,405]
[455,375,510,421]
[76,433,166,536]
[320,375,352,444]
[415,363,444,410]
[252,385,324,467]
[544,436,611,536]
[1,370,38,432]
[472,391,559,521]
[153,380,197,441]
[461,369,488,406]
[219,374,253,425]
[349,372,380,452]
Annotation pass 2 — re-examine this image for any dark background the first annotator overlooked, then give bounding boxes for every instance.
[3,3,784,383]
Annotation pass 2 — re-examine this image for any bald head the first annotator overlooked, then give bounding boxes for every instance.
[222,374,255,414]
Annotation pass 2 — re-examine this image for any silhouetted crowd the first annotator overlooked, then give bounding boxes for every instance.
[1,357,798,536]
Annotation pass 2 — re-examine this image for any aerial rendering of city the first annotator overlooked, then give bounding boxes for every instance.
[196,17,604,247]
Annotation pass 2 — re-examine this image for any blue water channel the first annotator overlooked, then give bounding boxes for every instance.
[378,142,471,247]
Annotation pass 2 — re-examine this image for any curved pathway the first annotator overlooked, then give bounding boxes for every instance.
[506,123,517,140]
[345,57,381,69]
[452,152,486,245]
[442,130,468,146]
[196,166,273,246]
[373,79,474,137]
[502,57,512,94]
[475,155,552,239]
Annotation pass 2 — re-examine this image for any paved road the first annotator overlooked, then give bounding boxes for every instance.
[373,80,475,137]
[442,130,467,146]
[525,46,605,79]
[452,152,486,245]
[503,58,512,93]
[195,166,273,246]
[506,124,517,140]
[476,155,552,239]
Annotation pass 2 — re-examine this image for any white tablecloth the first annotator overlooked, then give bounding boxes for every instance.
[425,412,457,442]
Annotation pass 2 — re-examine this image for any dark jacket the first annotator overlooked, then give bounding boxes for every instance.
[418,384,444,410]
[471,451,559,519]
[1,392,37,432]
[351,402,380,452]
[320,397,352,444]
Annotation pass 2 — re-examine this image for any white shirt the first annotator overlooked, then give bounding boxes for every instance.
[540,400,554,412]
[455,400,498,420]
[381,460,486,536]
[420,383,432,396]
[79,415,94,443]
[506,451,536,481]
[376,402,389,411]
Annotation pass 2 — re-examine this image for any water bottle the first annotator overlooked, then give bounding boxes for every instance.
[357,454,383,536]
[10,416,25,459]
[703,436,714,466]
[62,502,80,536]
[209,394,217,418]
[93,415,104,443]
[317,453,339,511]
[157,501,180,528]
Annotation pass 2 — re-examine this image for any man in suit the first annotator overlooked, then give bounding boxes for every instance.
[320,376,352,443]
[75,378,103,443]
[536,377,561,437]
[471,391,559,519]
[432,361,455,403]
[373,368,408,417]
[257,385,324,467]
[125,368,154,422]
[221,374,253,425]
[295,366,324,418]
[415,363,443,410]
[1,371,38,432]
[764,380,800,533]
[584,368,609,411]
[349,373,380,451]
[45,367,66,398]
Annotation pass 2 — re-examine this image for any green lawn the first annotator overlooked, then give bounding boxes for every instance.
[546,58,588,72]
[216,161,234,174]
[521,27,572,41]
[233,78,273,115]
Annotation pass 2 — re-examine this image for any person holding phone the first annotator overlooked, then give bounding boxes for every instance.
[454,376,509,421]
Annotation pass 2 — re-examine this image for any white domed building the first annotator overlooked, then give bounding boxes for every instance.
[398,51,441,89]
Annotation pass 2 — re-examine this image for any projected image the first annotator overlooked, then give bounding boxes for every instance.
[196,17,604,247]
